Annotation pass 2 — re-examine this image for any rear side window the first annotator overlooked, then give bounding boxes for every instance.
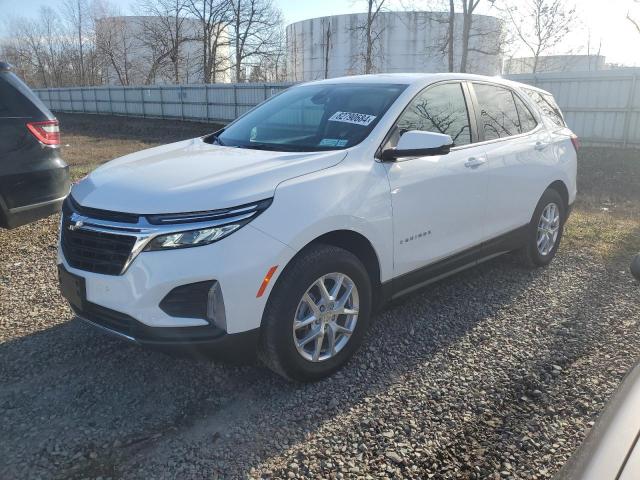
[0,71,53,119]
[513,94,538,133]
[523,89,566,127]
[395,82,472,146]
[473,83,521,140]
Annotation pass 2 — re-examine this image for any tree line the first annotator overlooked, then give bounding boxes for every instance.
[0,0,286,88]
[2,0,636,88]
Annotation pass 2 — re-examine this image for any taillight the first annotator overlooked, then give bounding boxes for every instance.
[570,134,580,153]
[26,120,60,146]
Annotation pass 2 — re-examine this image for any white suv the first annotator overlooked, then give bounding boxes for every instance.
[58,74,578,381]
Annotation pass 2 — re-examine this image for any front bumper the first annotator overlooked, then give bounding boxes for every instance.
[58,222,295,338]
[72,299,260,362]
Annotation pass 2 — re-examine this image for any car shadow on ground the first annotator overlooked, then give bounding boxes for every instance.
[0,251,553,478]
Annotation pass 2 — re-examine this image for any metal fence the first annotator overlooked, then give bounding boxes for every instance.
[34,69,640,148]
[34,83,293,124]
[508,69,640,148]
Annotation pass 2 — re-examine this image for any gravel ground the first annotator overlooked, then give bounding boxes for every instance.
[2,216,639,479]
[1,116,639,479]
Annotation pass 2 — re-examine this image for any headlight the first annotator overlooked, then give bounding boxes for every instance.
[144,224,241,251]
[141,199,272,252]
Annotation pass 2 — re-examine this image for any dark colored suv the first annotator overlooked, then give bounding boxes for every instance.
[0,62,69,229]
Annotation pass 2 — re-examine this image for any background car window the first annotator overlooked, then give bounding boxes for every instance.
[473,83,522,140]
[513,94,538,133]
[396,82,472,146]
[523,88,566,128]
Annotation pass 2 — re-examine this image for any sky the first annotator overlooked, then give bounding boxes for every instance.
[1,0,638,66]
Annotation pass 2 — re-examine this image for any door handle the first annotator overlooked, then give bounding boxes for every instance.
[535,141,548,151]
[464,157,486,169]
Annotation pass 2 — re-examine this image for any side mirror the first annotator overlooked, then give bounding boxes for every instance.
[381,130,454,161]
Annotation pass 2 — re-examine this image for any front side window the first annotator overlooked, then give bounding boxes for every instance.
[395,82,472,146]
[473,83,522,141]
[523,88,566,128]
[215,83,406,152]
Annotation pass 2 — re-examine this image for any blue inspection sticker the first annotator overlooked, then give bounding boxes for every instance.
[336,139,348,147]
[319,138,339,147]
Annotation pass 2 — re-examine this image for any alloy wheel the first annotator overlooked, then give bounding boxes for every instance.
[292,273,360,362]
[537,202,560,256]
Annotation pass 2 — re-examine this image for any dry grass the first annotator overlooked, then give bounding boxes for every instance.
[565,147,640,262]
[57,113,222,180]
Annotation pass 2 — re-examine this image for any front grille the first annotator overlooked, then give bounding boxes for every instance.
[61,217,137,275]
[64,195,139,224]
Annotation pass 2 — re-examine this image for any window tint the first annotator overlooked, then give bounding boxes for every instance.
[523,89,566,127]
[473,83,521,140]
[513,94,538,133]
[396,82,472,146]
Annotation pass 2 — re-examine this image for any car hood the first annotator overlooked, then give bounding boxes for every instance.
[72,138,347,214]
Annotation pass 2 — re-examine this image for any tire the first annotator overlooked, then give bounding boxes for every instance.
[518,188,566,268]
[631,254,640,281]
[258,244,372,382]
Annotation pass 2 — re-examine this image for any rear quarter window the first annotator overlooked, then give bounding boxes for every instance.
[523,88,566,128]
[472,83,522,140]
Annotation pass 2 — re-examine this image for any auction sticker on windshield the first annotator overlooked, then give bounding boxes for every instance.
[328,111,377,126]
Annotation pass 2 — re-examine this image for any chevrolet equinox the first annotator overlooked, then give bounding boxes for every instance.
[58,74,578,381]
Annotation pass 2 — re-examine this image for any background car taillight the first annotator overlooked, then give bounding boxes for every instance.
[26,120,60,146]
[570,134,580,153]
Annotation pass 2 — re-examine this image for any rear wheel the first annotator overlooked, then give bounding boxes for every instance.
[518,188,566,267]
[258,244,372,382]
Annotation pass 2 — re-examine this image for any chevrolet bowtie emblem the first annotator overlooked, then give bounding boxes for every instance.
[68,220,84,231]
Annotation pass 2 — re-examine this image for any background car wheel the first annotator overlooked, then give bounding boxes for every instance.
[518,188,566,268]
[631,254,640,281]
[258,244,372,382]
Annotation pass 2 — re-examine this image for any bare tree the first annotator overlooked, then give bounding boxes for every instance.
[249,26,287,81]
[629,0,640,34]
[95,14,137,85]
[351,0,387,74]
[229,0,283,82]
[187,0,232,83]
[136,0,191,84]
[498,0,577,73]
[402,0,503,73]
[62,0,90,85]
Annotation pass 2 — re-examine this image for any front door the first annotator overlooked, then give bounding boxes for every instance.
[384,82,489,279]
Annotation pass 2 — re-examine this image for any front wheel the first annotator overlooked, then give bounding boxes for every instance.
[518,188,566,267]
[258,244,372,382]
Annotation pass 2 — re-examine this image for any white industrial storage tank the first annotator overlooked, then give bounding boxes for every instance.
[287,11,505,81]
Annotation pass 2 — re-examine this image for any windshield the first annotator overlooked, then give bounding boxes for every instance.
[214,83,407,152]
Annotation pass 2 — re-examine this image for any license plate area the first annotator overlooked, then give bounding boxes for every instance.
[58,265,86,311]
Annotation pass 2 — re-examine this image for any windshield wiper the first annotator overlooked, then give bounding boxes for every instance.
[240,143,302,152]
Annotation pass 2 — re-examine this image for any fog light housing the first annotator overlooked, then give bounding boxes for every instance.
[206,281,227,331]
[159,280,226,331]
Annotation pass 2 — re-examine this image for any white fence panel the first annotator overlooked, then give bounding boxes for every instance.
[34,72,640,148]
[507,69,640,147]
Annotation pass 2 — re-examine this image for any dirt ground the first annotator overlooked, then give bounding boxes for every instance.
[1,114,640,479]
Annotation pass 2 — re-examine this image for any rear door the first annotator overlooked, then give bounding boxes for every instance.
[468,82,554,240]
[384,81,489,282]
